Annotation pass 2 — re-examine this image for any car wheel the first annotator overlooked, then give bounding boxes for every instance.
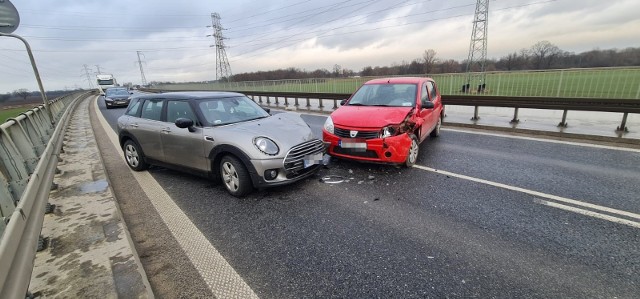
[430,115,442,137]
[404,134,419,167]
[220,155,253,197]
[123,140,149,171]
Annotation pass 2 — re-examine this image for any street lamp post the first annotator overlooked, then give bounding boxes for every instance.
[1,0,54,123]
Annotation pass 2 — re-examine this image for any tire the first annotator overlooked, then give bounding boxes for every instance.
[404,134,419,167]
[220,155,253,197]
[123,140,149,171]
[430,115,442,137]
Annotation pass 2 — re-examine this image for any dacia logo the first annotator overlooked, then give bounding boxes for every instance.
[350,130,358,138]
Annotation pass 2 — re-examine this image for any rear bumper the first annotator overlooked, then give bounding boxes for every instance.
[323,130,412,164]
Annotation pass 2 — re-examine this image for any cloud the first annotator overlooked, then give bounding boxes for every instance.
[1,0,638,92]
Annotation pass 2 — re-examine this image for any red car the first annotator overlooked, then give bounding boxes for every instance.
[322,77,444,167]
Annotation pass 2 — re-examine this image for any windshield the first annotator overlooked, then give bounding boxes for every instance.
[198,96,269,126]
[106,89,129,96]
[348,83,417,107]
[98,79,114,85]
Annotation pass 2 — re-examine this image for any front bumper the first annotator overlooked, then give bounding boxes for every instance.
[248,157,322,188]
[323,130,412,164]
[105,99,130,107]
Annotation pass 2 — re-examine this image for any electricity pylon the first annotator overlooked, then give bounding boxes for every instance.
[210,13,232,81]
[136,51,148,86]
[464,0,489,93]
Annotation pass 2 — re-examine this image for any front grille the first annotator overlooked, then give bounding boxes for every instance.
[334,127,379,139]
[333,147,379,158]
[284,139,325,173]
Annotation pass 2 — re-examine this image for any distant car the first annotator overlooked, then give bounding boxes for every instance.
[117,92,325,197]
[322,77,444,167]
[104,87,131,109]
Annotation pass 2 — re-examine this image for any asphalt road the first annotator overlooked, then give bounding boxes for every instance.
[98,96,640,298]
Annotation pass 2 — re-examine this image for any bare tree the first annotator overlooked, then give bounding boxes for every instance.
[529,41,563,69]
[332,64,342,77]
[13,89,30,101]
[423,49,438,74]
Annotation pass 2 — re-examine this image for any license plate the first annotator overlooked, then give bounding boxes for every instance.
[303,153,323,168]
[338,139,367,151]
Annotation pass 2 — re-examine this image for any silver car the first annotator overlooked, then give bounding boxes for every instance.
[117,92,325,197]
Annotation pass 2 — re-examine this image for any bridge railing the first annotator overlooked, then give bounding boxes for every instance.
[154,67,640,99]
[0,91,89,297]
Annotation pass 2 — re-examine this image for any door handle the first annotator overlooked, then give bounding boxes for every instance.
[204,136,214,142]
[130,123,138,128]
[161,128,171,133]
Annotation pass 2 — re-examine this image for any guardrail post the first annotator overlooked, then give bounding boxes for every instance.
[471,106,480,121]
[274,96,279,105]
[333,99,338,110]
[258,96,263,104]
[306,98,311,108]
[510,108,520,124]
[558,110,568,127]
[284,97,289,106]
[266,96,271,105]
[318,98,324,109]
[294,97,299,107]
[616,112,629,132]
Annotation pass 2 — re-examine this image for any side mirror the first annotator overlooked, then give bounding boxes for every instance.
[175,118,195,132]
[262,106,271,114]
[340,99,347,106]
[422,101,435,109]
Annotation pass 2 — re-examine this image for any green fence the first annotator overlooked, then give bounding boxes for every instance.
[156,67,640,99]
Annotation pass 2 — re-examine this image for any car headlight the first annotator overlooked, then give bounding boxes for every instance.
[379,125,400,138]
[254,137,279,155]
[323,117,334,134]
[105,97,113,102]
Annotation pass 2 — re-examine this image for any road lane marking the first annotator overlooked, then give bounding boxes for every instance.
[92,97,259,299]
[533,198,640,229]
[412,164,640,228]
[441,128,640,153]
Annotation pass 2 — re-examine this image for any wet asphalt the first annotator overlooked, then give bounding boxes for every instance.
[98,98,640,298]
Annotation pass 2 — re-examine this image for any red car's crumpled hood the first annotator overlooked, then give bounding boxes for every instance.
[331,106,413,128]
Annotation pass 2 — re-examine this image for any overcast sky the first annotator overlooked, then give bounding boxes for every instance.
[1,0,638,92]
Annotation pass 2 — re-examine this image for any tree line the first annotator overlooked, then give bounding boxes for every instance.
[227,41,640,81]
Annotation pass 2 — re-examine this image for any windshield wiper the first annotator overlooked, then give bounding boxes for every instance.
[347,103,365,106]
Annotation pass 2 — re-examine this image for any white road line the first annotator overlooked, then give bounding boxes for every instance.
[412,164,640,228]
[92,97,259,299]
[534,199,640,229]
[441,127,640,153]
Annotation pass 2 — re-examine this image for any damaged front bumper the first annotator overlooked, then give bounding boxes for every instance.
[323,131,412,164]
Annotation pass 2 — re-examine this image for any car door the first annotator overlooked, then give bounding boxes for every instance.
[134,99,165,161]
[417,82,435,141]
[425,81,441,127]
[160,99,207,172]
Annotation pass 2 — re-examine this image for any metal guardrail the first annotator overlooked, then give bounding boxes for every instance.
[0,91,89,298]
[142,88,638,132]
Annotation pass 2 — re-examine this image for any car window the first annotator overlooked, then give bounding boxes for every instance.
[198,96,269,126]
[167,100,197,124]
[140,99,164,121]
[348,84,416,107]
[125,98,141,116]
[106,89,129,96]
[421,83,430,101]
[426,81,436,101]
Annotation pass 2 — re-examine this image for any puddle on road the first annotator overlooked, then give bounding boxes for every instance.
[79,180,108,193]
